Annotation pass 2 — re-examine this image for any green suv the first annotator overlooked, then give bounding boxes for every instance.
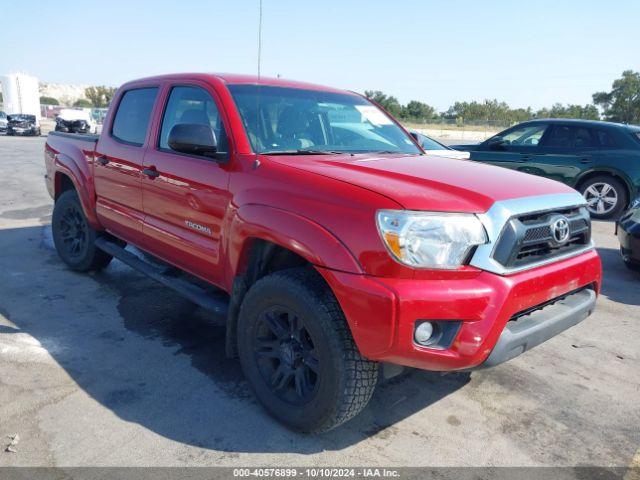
[453,119,640,219]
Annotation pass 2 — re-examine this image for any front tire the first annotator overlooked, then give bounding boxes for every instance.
[237,267,378,433]
[52,190,113,271]
[624,260,640,273]
[621,248,640,273]
[580,176,628,219]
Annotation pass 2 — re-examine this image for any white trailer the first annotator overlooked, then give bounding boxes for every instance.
[1,73,40,119]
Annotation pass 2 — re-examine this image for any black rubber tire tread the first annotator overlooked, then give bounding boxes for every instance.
[52,190,113,272]
[624,259,640,273]
[579,175,628,219]
[237,267,378,433]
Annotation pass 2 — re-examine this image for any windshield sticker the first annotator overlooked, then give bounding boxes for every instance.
[355,105,393,125]
[326,109,362,123]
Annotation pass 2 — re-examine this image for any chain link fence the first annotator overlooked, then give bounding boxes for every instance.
[401,118,515,142]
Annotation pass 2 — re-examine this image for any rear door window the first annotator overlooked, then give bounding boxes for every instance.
[542,125,595,149]
[574,128,595,148]
[596,130,619,149]
[111,87,158,146]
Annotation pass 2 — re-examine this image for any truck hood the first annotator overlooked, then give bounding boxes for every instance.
[266,153,575,213]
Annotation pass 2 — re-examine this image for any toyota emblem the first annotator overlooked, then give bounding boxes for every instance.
[550,216,570,244]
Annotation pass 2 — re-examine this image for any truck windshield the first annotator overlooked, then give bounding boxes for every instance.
[228,85,420,155]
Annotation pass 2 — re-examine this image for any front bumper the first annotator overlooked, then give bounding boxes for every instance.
[318,249,601,371]
[480,287,596,367]
[617,210,640,265]
[8,127,38,136]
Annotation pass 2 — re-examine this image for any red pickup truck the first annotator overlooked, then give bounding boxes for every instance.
[44,73,602,432]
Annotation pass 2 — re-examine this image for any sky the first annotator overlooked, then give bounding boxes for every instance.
[2,0,639,111]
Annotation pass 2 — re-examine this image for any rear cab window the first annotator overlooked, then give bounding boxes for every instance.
[111,87,158,146]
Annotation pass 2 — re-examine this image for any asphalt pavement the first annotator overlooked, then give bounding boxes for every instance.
[0,135,638,469]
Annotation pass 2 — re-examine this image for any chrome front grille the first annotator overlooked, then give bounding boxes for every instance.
[469,192,595,275]
[492,206,591,269]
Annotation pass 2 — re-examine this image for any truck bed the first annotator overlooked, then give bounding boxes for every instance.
[48,131,100,143]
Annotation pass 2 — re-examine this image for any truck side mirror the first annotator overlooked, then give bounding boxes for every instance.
[168,123,218,158]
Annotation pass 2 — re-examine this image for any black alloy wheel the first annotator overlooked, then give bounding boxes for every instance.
[253,306,320,405]
[52,190,113,271]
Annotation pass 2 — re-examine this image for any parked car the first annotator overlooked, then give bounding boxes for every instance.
[616,197,640,271]
[55,109,98,134]
[6,114,41,136]
[453,119,640,219]
[0,111,7,134]
[45,73,601,432]
[410,131,470,159]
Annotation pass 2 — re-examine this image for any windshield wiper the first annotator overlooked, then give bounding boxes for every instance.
[264,149,346,155]
[369,150,425,156]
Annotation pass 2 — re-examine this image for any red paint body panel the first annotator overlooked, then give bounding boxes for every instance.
[267,153,576,213]
[44,136,101,229]
[43,72,603,372]
[319,250,601,369]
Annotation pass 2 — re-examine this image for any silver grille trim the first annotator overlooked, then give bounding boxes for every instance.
[470,192,595,275]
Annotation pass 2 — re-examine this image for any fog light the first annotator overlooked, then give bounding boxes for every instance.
[414,321,434,345]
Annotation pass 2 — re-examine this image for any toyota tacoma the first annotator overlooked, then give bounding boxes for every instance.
[44,73,602,432]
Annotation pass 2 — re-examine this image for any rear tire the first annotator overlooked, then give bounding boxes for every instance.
[52,190,113,271]
[579,176,628,219]
[237,267,378,433]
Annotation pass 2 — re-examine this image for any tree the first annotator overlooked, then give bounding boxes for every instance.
[442,99,518,125]
[84,86,117,108]
[535,103,600,120]
[401,100,437,121]
[364,90,402,117]
[40,96,60,105]
[593,70,640,123]
[73,99,93,108]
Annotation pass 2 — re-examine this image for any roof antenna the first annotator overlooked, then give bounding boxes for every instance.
[257,0,263,80]
[253,0,263,170]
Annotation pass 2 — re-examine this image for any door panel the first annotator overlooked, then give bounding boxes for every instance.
[532,125,597,186]
[94,141,146,241]
[470,123,548,171]
[469,148,524,169]
[141,84,231,287]
[519,151,590,186]
[141,153,231,285]
[94,87,158,246]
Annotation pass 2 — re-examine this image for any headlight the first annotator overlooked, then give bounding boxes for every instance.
[376,210,488,269]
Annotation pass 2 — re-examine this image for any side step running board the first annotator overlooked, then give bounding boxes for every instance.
[95,237,229,319]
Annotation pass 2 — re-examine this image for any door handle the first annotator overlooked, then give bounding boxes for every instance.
[95,155,109,166]
[520,156,531,162]
[143,167,160,179]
